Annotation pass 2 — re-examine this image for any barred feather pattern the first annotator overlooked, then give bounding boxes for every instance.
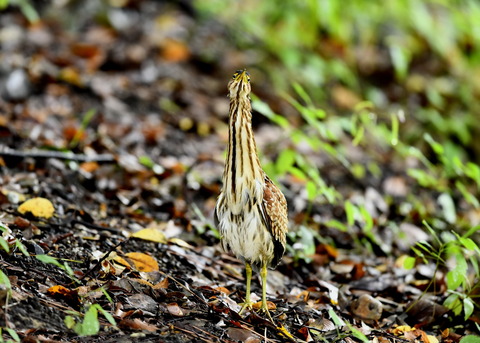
[214,70,288,272]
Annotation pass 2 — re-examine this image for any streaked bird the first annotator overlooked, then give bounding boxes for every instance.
[214,70,288,320]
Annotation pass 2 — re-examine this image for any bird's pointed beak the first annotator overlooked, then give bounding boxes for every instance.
[233,70,250,83]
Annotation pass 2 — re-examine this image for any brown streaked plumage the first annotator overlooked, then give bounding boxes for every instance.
[214,70,288,320]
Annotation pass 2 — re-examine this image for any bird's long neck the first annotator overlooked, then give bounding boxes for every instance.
[223,94,264,210]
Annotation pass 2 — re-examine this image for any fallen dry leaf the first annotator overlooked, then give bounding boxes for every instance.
[131,227,167,244]
[119,318,158,332]
[252,300,276,311]
[166,302,184,316]
[125,252,159,272]
[18,197,55,219]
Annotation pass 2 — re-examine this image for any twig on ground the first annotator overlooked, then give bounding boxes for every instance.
[0,149,116,163]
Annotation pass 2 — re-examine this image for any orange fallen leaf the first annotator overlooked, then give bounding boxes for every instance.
[48,285,76,296]
[113,255,132,269]
[125,252,159,272]
[153,278,169,289]
[47,285,79,303]
[18,197,55,219]
[161,38,190,62]
[215,286,231,295]
[80,161,99,173]
[252,301,276,310]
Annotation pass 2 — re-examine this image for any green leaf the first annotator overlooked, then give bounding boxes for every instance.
[252,97,289,128]
[460,335,480,343]
[389,43,410,81]
[64,315,76,329]
[0,237,9,253]
[276,149,296,175]
[138,155,155,168]
[0,0,9,10]
[403,256,416,269]
[0,269,12,292]
[459,237,478,251]
[305,181,317,201]
[96,304,117,326]
[424,133,444,155]
[359,206,373,232]
[463,297,474,321]
[76,305,100,336]
[438,193,457,224]
[325,219,348,232]
[446,256,467,290]
[328,308,345,327]
[350,326,370,343]
[5,327,20,342]
[345,201,356,226]
[444,293,462,316]
[15,240,29,256]
[292,82,313,107]
[36,254,63,268]
[390,112,399,146]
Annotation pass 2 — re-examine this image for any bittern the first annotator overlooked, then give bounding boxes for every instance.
[214,70,288,320]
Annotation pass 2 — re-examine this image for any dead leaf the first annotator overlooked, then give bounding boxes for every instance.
[166,302,184,316]
[80,161,99,173]
[168,237,194,249]
[18,197,55,219]
[47,285,77,297]
[153,278,169,289]
[161,38,190,62]
[215,286,231,295]
[59,67,83,87]
[131,227,167,244]
[118,318,158,332]
[252,300,276,310]
[125,252,159,272]
[331,85,361,110]
[113,255,132,269]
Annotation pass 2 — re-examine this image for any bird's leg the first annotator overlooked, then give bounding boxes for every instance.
[260,263,274,322]
[239,262,254,315]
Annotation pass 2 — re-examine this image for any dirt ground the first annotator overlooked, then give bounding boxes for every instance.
[0,1,477,342]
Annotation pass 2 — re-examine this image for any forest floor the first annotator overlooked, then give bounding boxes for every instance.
[0,1,478,342]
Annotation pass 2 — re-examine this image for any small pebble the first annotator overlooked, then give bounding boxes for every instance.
[5,69,31,100]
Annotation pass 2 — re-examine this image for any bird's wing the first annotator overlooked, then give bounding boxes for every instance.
[260,175,288,267]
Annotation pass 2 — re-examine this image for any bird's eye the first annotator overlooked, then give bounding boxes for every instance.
[232,73,238,79]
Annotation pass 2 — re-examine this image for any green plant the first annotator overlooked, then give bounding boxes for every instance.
[0,0,39,23]
[0,327,20,343]
[408,222,480,321]
[35,255,79,283]
[64,304,116,336]
[69,109,97,149]
[0,222,30,256]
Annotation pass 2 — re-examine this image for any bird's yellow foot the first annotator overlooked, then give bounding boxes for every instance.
[259,300,275,322]
[238,300,254,315]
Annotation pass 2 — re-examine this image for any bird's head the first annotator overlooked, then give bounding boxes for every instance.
[228,70,251,99]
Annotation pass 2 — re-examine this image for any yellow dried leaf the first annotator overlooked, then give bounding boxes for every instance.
[125,252,159,272]
[18,197,55,219]
[131,228,167,243]
[391,325,415,336]
[277,325,294,339]
[168,237,193,249]
[113,255,132,268]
